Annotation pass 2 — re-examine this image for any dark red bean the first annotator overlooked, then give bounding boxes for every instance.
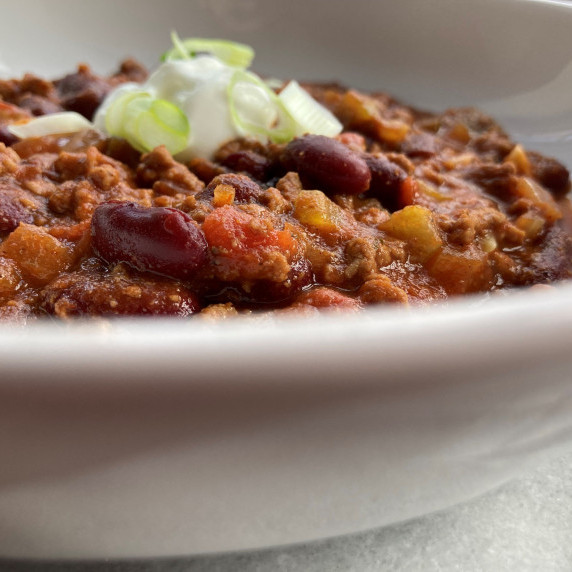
[57,70,97,98]
[0,188,34,232]
[57,70,111,120]
[400,132,439,158]
[364,154,407,205]
[187,157,228,185]
[197,173,264,203]
[246,256,313,304]
[62,87,109,121]
[528,151,570,196]
[16,94,62,117]
[462,163,516,201]
[529,225,572,281]
[97,137,142,169]
[91,202,208,280]
[281,134,371,196]
[115,59,149,83]
[219,150,273,181]
[0,126,18,147]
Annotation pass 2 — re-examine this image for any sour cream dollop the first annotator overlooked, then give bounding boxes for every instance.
[11,38,343,159]
[94,56,283,160]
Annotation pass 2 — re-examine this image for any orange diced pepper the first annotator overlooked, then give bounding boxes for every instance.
[0,223,74,285]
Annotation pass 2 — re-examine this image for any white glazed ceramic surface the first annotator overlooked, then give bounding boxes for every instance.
[1,0,572,560]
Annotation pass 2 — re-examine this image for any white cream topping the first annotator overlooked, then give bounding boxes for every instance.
[94,56,272,160]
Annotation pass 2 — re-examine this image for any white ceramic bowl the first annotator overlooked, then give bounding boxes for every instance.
[1,0,572,560]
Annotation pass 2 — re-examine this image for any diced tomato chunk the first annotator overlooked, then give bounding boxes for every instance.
[399,176,417,207]
[202,205,299,282]
[203,205,297,256]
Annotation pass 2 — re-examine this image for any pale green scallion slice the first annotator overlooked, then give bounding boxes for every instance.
[134,99,190,154]
[106,92,189,154]
[228,69,296,143]
[170,31,191,61]
[105,91,150,139]
[7,112,93,139]
[278,80,343,137]
[162,34,255,69]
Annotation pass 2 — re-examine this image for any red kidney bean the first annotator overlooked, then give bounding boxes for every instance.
[364,154,407,210]
[0,126,19,147]
[16,94,62,117]
[219,150,273,182]
[57,70,111,120]
[462,163,515,201]
[244,256,313,304]
[527,151,570,196]
[0,188,34,232]
[91,202,208,280]
[187,157,228,185]
[400,132,439,158]
[62,87,110,121]
[281,135,371,195]
[197,173,264,203]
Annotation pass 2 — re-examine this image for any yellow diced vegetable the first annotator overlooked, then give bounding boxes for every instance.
[416,180,451,202]
[513,177,561,223]
[504,144,531,176]
[293,190,345,234]
[515,213,545,239]
[479,233,498,253]
[342,91,410,144]
[380,205,443,263]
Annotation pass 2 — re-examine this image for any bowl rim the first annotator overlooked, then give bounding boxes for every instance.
[0,0,571,390]
[2,282,571,388]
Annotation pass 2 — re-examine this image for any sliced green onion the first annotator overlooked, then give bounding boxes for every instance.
[228,69,296,143]
[121,94,154,146]
[135,99,190,154]
[105,92,189,154]
[264,77,285,91]
[150,99,189,134]
[105,90,150,138]
[278,81,343,137]
[170,31,191,61]
[7,112,93,139]
[162,34,255,69]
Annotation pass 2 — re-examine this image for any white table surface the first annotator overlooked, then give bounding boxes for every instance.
[2,451,571,572]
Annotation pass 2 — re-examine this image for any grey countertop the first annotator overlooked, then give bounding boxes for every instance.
[2,452,572,572]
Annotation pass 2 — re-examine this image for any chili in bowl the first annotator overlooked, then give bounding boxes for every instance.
[0,0,571,560]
